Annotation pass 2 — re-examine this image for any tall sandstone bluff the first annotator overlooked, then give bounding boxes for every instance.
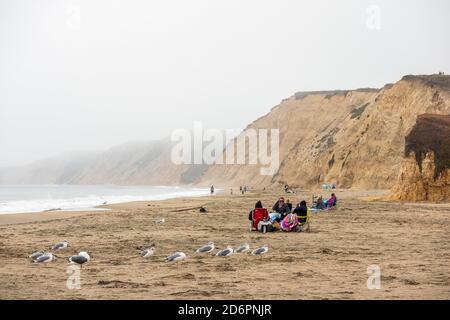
[1,74,449,201]
[199,74,450,198]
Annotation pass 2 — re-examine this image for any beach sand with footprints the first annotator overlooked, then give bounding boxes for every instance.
[0,188,449,299]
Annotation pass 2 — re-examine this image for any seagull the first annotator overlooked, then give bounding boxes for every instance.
[251,245,269,256]
[216,246,235,257]
[51,240,69,251]
[154,218,165,224]
[195,241,215,253]
[165,251,186,262]
[29,251,44,260]
[67,251,91,268]
[140,245,156,258]
[235,243,250,253]
[32,252,55,264]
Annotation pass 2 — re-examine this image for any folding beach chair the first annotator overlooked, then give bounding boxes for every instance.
[250,208,269,232]
[297,207,311,232]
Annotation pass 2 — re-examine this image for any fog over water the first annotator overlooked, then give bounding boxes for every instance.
[1,0,449,167]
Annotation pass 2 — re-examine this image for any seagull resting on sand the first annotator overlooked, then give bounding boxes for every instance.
[216,246,235,257]
[140,245,156,258]
[29,251,45,260]
[51,240,69,251]
[32,252,56,264]
[235,243,250,253]
[195,241,215,253]
[154,218,165,224]
[251,245,269,255]
[165,252,186,262]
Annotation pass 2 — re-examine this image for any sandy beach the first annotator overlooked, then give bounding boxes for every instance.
[0,188,449,300]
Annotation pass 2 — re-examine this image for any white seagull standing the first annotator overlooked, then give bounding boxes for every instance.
[195,241,215,253]
[216,246,235,257]
[251,245,269,256]
[67,251,91,268]
[51,240,69,251]
[32,252,56,264]
[140,245,156,258]
[235,243,250,253]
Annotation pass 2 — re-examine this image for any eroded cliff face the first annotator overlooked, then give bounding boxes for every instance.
[198,75,450,190]
[390,114,450,201]
[390,153,449,201]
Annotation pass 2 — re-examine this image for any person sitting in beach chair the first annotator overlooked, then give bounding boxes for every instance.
[272,197,291,222]
[326,193,337,207]
[286,199,293,211]
[280,212,299,232]
[312,196,326,210]
[293,200,311,232]
[248,201,271,232]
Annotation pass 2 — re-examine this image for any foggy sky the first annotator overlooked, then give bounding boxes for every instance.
[1,0,449,167]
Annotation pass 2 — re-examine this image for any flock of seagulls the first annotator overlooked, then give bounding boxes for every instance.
[29,240,91,268]
[134,217,268,263]
[28,240,268,267]
[160,242,269,263]
[196,242,269,257]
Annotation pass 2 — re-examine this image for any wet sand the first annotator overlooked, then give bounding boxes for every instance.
[0,188,449,300]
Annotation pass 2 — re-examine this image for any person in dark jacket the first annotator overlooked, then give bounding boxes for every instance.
[286,199,293,211]
[294,200,308,224]
[272,197,291,222]
[248,200,263,221]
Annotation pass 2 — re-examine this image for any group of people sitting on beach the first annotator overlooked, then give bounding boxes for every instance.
[311,193,337,210]
[248,193,337,233]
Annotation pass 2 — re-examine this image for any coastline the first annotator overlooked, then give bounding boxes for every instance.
[0,185,217,225]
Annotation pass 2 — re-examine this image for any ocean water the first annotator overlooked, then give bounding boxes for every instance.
[0,185,211,214]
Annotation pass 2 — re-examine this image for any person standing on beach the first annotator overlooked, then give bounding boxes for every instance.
[210,185,214,195]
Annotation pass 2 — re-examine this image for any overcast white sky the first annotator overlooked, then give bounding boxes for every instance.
[0,0,449,167]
